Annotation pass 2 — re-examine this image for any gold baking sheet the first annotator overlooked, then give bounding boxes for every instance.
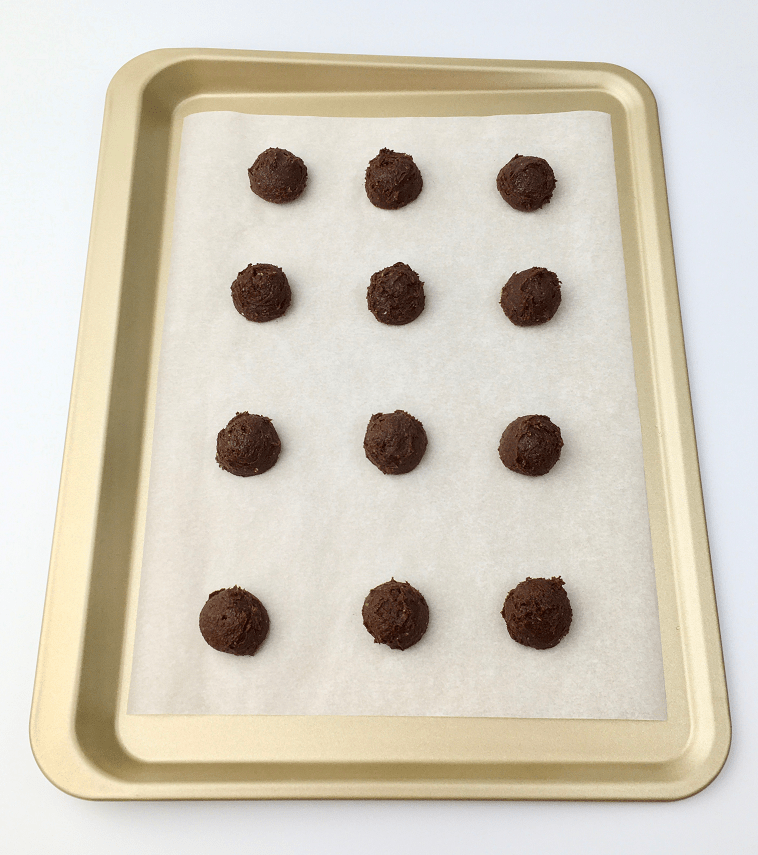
[30,49,730,799]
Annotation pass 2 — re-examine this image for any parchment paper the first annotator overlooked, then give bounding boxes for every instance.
[128,111,667,719]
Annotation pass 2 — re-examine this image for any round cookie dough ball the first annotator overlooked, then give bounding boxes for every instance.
[231,263,291,323]
[365,148,423,210]
[248,147,307,203]
[199,586,270,655]
[501,267,561,327]
[364,410,428,474]
[362,579,429,650]
[496,154,556,212]
[502,577,572,649]
[499,414,563,476]
[367,262,425,325]
[216,412,281,477]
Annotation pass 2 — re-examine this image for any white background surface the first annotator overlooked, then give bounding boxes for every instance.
[2,0,756,852]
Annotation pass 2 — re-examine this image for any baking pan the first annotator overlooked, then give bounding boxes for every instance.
[30,48,730,800]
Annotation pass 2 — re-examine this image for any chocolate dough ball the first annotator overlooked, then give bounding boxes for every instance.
[248,147,307,203]
[502,577,572,649]
[231,263,291,323]
[364,410,428,474]
[501,267,561,326]
[496,155,556,212]
[362,579,429,650]
[199,586,270,655]
[216,412,281,477]
[499,415,563,476]
[367,262,425,325]
[365,148,423,210]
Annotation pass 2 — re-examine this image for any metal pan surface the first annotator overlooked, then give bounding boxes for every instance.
[30,49,730,800]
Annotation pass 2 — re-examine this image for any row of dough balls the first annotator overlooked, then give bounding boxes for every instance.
[248,146,557,213]
[199,577,573,657]
[215,410,563,478]
[231,261,562,327]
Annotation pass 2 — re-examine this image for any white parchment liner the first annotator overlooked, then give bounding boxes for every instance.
[128,111,667,719]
